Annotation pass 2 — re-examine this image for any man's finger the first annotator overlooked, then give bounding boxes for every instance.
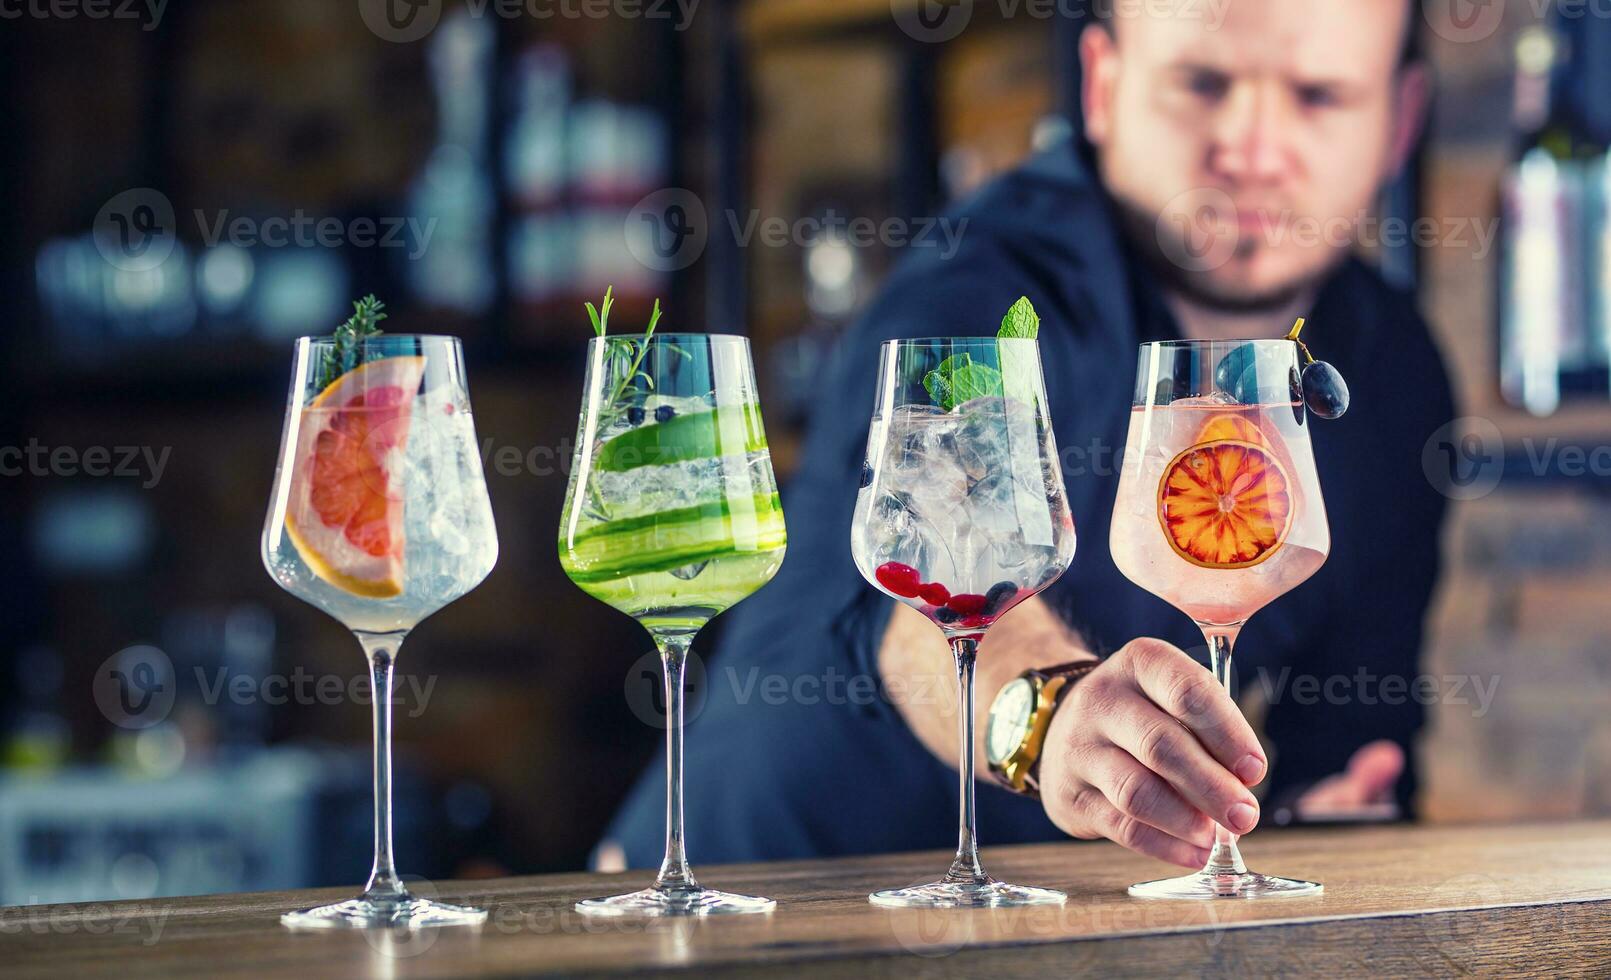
[1085,746,1215,848]
[1100,699,1262,835]
[1120,638,1266,785]
[1073,790,1212,869]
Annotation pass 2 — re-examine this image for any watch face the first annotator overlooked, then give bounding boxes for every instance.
[985,677,1036,766]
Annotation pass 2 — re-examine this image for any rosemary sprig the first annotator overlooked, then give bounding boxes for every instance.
[317,294,388,392]
[587,286,674,427]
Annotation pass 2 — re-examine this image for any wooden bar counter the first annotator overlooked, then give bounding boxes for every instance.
[5,821,1609,977]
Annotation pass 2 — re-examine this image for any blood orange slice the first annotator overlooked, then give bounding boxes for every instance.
[1196,412,1267,447]
[1158,439,1292,569]
[285,356,426,597]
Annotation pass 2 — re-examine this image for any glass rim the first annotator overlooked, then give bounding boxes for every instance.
[295,333,461,346]
[1137,338,1297,351]
[586,332,750,344]
[878,336,1041,347]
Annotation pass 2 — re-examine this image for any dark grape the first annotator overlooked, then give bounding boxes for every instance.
[935,607,962,624]
[626,406,645,426]
[654,405,677,423]
[1213,344,1261,403]
[1301,361,1350,419]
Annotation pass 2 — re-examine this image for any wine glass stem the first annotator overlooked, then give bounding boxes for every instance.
[1201,626,1248,876]
[653,632,699,893]
[357,630,409,902]
[946,636,987,884]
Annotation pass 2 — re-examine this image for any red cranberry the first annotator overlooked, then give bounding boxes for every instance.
[919,582,950,606]
[875,562,923,599]
[946,594,987,616]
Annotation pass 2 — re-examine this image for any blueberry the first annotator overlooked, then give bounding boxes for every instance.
[1214,344,1261,404]
[983,581,1018,614]
[1301,361,1350,419]
[654,405,677,423]
[626,406,645,426]
[859,460,874,489]
[935,607,961,624]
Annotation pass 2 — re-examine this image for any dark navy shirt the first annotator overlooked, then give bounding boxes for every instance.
[605,141,1456,866]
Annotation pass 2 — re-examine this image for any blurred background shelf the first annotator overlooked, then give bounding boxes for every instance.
[1,0,1610,906]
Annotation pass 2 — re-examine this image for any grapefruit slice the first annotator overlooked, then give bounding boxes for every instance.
[285,356,426,597]
[1158,439,1292,569]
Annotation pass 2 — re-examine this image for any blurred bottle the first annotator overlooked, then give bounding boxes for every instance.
[1498,24,1611,416]
[2,647,71,771]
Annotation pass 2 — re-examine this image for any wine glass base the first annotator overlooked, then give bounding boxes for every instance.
[870,879,1067,909]
[575,886,776,917]
[1128,870,1323,900]
[281,896,488,929]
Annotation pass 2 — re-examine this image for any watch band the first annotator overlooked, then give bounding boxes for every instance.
[990,659,1101,800]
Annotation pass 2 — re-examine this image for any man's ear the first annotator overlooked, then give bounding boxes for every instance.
[1386,61,1431,178]
[1080,24,1119,147]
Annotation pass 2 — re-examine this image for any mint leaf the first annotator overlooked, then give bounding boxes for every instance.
[923,353,1003,411]
[998,296,1039,339]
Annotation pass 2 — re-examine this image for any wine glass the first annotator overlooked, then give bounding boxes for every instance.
[262,334,498,927]
[850,337,1076,908]
[559,333,786,916]
[1109,339,1331,899]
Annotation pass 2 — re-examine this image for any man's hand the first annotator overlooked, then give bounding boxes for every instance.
[1294,740,1404,819]
[1039,637,1267,868]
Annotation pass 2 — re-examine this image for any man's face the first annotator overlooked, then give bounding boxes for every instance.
[1083,0,1421,311]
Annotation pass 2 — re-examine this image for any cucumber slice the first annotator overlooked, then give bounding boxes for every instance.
[595,405,768,472]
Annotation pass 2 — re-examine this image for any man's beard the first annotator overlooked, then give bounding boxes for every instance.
[1112,198,1340,316]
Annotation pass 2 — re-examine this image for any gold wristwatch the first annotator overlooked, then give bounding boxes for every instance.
[985,661,1101,798]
